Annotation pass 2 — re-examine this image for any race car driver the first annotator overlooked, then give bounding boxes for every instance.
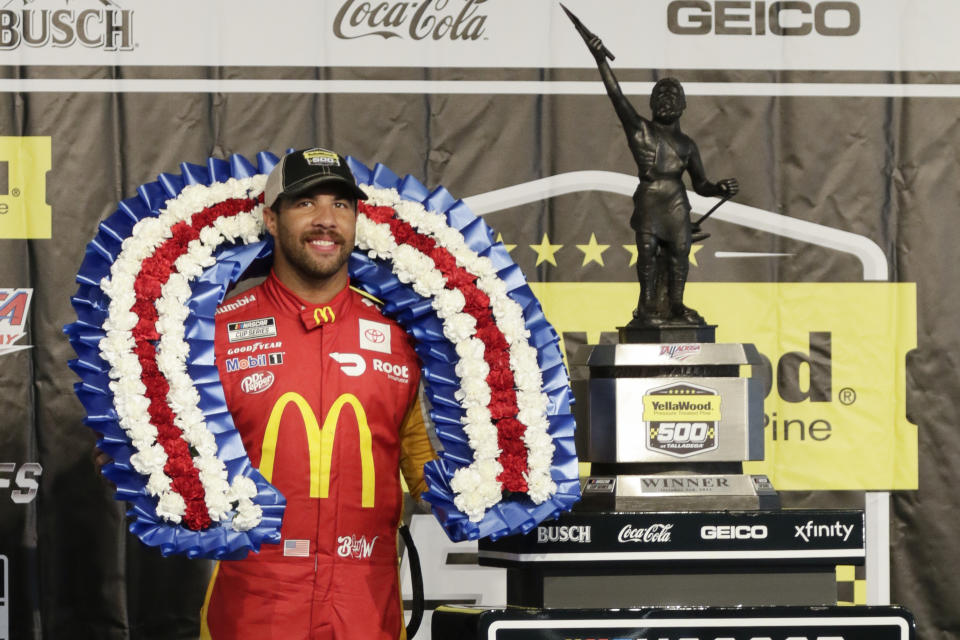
[200,148,437,640]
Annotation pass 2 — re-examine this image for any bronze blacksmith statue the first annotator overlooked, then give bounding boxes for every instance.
[566,6,738,327]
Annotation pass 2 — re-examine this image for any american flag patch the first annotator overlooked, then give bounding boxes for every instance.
[283,539,310,557]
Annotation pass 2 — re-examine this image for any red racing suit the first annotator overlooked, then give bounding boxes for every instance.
[200,271,436,640]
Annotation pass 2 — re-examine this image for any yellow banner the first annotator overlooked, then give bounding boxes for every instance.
[530,282,918,490]
[0,137,51,239]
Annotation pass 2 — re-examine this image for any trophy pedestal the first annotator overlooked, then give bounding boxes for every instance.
[571,340,776,511]
[578,474,780,511]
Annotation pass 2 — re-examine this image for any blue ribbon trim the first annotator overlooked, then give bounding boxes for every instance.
[347,156,581,542]
[65,153,285,560]
[65,151,580,556]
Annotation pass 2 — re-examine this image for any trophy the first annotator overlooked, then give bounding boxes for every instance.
[564,5,776,510]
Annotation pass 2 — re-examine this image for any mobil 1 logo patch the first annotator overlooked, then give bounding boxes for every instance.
[227,317,277,343]
[643,381,721,457]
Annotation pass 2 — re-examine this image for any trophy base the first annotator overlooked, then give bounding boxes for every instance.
[618,323,717,344]
[577,474,779,511]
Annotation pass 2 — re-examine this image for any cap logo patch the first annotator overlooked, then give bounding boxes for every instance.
[303,148,340,167]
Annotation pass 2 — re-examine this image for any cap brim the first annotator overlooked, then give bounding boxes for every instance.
[281,174,367,202]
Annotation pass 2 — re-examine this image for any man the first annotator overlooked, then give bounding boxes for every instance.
[200,148,437,639]
[587,36,739,324]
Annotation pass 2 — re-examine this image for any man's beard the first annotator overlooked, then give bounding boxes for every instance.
[278,229,352,281]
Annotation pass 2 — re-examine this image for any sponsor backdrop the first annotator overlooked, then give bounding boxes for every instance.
[0,0,952,638]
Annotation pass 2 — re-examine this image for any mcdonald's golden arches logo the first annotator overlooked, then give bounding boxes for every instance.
[313,306,335,325]
[259,392,375,507]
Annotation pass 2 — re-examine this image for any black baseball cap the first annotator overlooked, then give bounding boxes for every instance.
[264,147,367,208]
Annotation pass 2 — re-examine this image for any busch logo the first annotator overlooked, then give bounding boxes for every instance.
[240,371,275,394]
[0,2,135,51]
[337,534,378,559]
[334,0,487,41]
[701,525,768,540]
[536,525,592,544]
[0,288,32,356]
[216,293,255,315]
[0,462,41,504]
[659,343,701,360]
[373,358,409,383]
[795,519,855,543]
[617,523,673,543]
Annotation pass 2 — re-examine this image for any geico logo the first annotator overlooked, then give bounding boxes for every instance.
[701,524,768,540]
[536,525,592,543]
[333,0,488,42]
[262,393,376,507]
[668,0,860,36]
[0,137,51,239]
[372,358,409,379]
[0,8,135,50]
[0,462,41,504]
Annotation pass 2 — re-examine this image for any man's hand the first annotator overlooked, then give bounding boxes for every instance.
[588,35,607,62]
[717,178,739,198]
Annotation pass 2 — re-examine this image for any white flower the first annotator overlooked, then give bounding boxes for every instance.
[443,313,477,344]
[155,491,186,523]
[231,499,263,532]
[130,444,167,476]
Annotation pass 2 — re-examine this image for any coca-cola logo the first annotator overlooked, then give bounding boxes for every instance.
[333,0,488,41]
[240,371,275,394]
[618,523,673,544]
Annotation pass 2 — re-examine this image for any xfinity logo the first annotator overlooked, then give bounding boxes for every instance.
[0,1,135,51]
[618,523,673,543]
[701,524,768,540]
[333,0,487,41]
[668,1,860,37]
[795,519,855,542]
[537,525,592,544]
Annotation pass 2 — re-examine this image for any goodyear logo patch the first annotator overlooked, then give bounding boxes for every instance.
[227,317,277,343]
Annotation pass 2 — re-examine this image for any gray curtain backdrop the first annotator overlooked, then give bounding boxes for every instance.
[0,61,953,638]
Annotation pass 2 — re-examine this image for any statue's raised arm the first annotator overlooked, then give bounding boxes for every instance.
[563,5,739,327]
